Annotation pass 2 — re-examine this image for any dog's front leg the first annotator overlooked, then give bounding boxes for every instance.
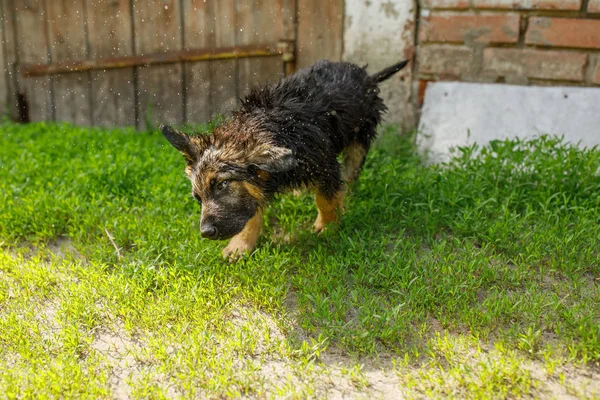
[222,210,263,261]
[313,190,345,233]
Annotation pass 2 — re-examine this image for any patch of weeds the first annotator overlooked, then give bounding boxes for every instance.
[1,121,599,397]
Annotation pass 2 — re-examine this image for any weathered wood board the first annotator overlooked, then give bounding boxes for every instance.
[282,0,297,43]
[181,0,213,125]
[3,0,342,128]
[0,1,7,117]
[1,0,19,120]
[47,0,92,125]
[209,0,237,119]
[14,0,53,122]
[86,0,136,127]
[297,0,344,69]
[236,0,284,100]
[133,0,184,130]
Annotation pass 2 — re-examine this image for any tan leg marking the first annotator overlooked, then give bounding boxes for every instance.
[342,142,367,184]
[313,190,345,233]
[222,210,263,261]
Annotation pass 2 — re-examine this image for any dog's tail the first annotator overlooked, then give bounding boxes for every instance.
[370,60,409,83]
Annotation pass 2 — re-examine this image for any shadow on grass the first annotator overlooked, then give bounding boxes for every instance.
[248,127,600,362]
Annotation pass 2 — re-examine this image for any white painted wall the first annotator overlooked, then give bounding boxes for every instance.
[343,0,417,129]
[419,82,600,162]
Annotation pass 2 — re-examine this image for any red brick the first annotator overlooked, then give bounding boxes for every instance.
[589,0,600,12]
[473,0,581,10]
[483,48,588,81]
[421,0,470,9]
[526,17,600,49]
[420,12,520,44]
[418,44,475,78]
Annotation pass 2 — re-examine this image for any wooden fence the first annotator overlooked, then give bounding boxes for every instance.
[0,0,343,129]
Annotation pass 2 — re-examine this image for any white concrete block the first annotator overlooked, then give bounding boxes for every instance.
[418,82,600,162]
[343,0,417,128]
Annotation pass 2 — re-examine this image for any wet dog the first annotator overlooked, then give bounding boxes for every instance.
[161,59,408,259]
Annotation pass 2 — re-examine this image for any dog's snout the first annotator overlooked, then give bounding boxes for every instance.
[200,223,218,239]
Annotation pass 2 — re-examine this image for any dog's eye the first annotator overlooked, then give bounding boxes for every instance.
[193,193,202,203]
[216,180,229,191]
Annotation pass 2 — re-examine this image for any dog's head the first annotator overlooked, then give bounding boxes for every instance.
[160,124,296,240]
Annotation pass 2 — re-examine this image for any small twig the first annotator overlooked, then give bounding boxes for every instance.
[104,228,122,260]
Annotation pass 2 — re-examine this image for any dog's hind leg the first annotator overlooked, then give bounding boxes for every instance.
[341,141,368,184]
[313,162,345,233]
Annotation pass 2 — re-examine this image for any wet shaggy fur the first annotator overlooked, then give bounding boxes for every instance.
[161,59,409,257]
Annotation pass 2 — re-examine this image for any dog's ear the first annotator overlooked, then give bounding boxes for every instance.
[250,145,297,174]
[160,125,207,165]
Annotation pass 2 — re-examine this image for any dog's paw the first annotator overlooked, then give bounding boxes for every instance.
[222,241,255,262]
[313,221,327,234]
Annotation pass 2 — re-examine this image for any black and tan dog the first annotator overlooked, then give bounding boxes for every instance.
[161,59,408,259]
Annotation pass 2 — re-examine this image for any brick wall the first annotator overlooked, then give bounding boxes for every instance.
[416,0,600,105]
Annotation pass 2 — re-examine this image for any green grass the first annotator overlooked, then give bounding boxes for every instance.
[0,121,599,399]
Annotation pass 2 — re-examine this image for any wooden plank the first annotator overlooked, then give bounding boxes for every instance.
[209,0,237,118]
[1,0,19,121]
[133,0,184,130]
[296,0,344,69]
[86,0,135,127]
[0,0,9,117]
[282,0,297,75]
[14,0,52,122]
[236,0,284,99]
[181,0,213,124]
[46,0,91,125]
[282,0,297,41]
